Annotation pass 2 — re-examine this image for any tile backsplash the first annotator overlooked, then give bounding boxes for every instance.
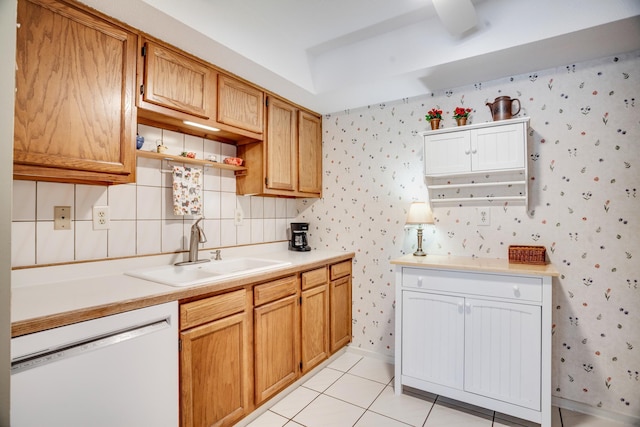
[11,125,298,267]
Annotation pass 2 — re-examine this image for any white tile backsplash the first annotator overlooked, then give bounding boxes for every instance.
[75,221,107,261]
[37,182,74,220]
[108,220,136,258]
[75,185,107,221]
[220,169,236,192]
[136,186,162,220]
[11,125,298,267]
[108,184,136,220]
[13,180,36,221]
[12,222,35,266]
[136,220,162,255]
[36,221,74,264]
[220,219,237,247]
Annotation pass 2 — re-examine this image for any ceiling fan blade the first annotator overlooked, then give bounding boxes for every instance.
[432,0,477,36]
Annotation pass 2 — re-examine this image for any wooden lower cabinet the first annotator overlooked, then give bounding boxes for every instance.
[254,293,300,405]
[179,259,353,425]
[179,289,252,427]
[330,262,353,352]
[300,268,330,373]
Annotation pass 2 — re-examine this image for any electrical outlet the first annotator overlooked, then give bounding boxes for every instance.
[477,208,491,226]
[234,208,244,226]
[54,206,71,230]
[93,206,110,230]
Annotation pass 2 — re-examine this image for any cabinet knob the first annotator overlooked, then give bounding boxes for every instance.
[471,148,477,154]
[417,277,423,287]
[464,149,471,155]
[513,285,520,291]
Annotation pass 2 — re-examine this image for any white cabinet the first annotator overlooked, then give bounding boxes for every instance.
[394,256,555,427]
[402,291,464,389]
[423,117,529,206]
[464,298,541,410]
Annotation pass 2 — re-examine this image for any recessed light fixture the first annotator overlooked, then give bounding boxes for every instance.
[183,121,220,132]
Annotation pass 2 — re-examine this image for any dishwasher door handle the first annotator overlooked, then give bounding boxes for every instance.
[11,318,170,374]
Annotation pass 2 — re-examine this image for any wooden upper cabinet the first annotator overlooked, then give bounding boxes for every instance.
[236,96,322,198]
[265,96,297,192]
[217,74,264,133]
[139,40,215,120]
[14,0,137,184]
[298,111,322,196]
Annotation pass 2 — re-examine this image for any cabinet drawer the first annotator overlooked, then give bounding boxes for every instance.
[301,267,328,291]
[254,275,298,306]
[330,261,352,280]
[402,268,541,302]
[180,288,246,330]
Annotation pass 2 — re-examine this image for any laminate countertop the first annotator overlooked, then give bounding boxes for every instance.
[12,244,354,337]
[391,253,559,277]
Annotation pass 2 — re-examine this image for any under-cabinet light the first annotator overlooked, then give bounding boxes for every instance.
[183,121,220,132]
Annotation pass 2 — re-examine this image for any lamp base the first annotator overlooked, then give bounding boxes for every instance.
[413,226,427,257]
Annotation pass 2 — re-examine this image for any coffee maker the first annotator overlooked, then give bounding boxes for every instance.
[289,222,311,251]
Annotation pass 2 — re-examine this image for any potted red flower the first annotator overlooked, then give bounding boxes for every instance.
[426,108,443,130]
[453,107,472,126]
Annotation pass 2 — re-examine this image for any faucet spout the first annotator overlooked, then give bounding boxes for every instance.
[175,217,210,266]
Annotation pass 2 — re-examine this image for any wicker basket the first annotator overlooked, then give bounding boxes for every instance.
[508,245,546,265]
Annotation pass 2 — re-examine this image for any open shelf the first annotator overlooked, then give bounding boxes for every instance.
[136,150,248,175]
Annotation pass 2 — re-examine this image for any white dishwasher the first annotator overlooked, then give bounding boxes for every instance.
[11,301,179,427]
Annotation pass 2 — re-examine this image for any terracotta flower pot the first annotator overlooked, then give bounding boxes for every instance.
[456,117,468,126]
[430,119,441,130]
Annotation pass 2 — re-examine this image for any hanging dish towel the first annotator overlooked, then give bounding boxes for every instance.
[172,166,203,216]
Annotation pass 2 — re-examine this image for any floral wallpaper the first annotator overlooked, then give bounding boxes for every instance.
[297,51,640,419]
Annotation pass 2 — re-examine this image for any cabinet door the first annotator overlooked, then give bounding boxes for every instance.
[471,123,525,171]
[217,74,264,133]
[464,298,541,410]
[424,132,471,175]
[301,283,329,373]
[330,275,352,352]
[265,97,297,192]
[180,312,251,427]
[298,111,322,195]
[141,41,213,119]
[401,291,464,389]
[254,294,299,404]
[14,0,137,184]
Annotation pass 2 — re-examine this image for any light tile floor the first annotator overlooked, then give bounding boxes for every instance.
[246,352,634,427]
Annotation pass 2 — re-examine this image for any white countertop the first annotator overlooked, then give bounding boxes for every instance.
[12,242,354,337]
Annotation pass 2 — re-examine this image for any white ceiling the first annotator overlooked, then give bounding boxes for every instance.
[83,0,640,114]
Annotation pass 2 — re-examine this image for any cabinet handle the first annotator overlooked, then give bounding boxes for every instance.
[465,302,471,313]
[464,149,471,155]
[417,277,423,287]
[471,148,477,154]
[513,285,520,291]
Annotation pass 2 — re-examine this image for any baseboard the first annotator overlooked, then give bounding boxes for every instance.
[343,345,394,364]
[552,396,640,426]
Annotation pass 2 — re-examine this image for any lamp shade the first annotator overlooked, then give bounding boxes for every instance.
[406,202,434,225]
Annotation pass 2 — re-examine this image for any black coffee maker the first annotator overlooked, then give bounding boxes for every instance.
[289,222,311,251]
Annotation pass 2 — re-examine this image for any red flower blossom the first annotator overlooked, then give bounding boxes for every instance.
[453,107,472,119]
[425,108,443,121]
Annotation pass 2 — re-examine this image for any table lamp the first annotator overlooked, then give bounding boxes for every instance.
[406,202,434,256]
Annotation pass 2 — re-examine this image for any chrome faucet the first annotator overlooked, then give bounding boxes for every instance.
[175,217,210,266]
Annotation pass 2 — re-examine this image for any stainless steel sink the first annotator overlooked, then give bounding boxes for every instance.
[125,257,291,287]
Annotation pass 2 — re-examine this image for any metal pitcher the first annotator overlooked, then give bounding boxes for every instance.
[486,96,521,121]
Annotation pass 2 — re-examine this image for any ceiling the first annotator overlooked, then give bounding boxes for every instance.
[83,0,640,114]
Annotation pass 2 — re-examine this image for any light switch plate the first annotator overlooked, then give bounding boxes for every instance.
[54,206,71,230]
